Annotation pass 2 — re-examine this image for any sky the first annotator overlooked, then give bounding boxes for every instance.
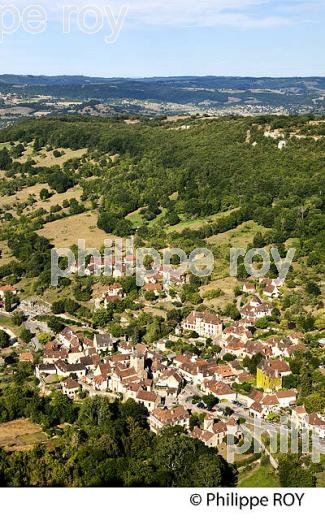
[0,0,324,77]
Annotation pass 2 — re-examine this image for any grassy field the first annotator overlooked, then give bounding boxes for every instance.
[0,107,33,116]
[0,142,12,150]
[29,186,84,213]
[1,183,49,208]
[126,208,144,227]
[0,314,21,338]
[0,240,12,267]
[201,276,238,309]
[166,208,237,233]
[207,220,269,248]
[32,147,87,168]
[37,210,117,249]
[16,146,87,168]
[238,463,280,487]
[0,419,47,452]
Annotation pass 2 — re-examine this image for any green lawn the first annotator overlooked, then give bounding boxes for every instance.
[0,315,21,337]
[238,463,280,487]
[166,208,237,233]
[126,208,144,227]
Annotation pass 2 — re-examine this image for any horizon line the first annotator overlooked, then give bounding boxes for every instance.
[0,73,325,80]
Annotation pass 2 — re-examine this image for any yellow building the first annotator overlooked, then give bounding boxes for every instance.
[256,359,291,391]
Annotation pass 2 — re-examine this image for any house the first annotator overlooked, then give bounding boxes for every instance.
[67,346,85,364]
[191,426,216,447]
[62,378,80,399]
[0,285,17,299]
[263,283,280,299]
[236,372,253,384]
[241,297,273,321]
[243,282,255,294]
[143,283,163,296]
[94,283,124,309]
[19,351,34,363]
[36,364,57,378]
[213,363,236,382]
[260,394,280,413]
[155,369,183,396]
[177,358,219,385]
[135,390,159,412]
[303,413,325,439]
[55,361,86,378]
[246,389,264,406]
[245,341,272,359]
[182,311,222,340]
[93,374,109,391]
[191,414,236,447]
[43,349,68,363]
[291,405,308,427]
[275,390,297,407]
[223,336,246,358]
[256,359,291,391]
[107,283,123,297]
[202,380,237,401]
[222,324,252,344]
[94,334,114,352]
[249,401,263,418]
[226,417,240,437]
[149,406,190,433]
[109,366,138,393]
[155,339,168,351]
[58,328,80,349]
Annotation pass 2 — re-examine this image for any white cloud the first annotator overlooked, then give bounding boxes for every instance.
[10,0,320,29]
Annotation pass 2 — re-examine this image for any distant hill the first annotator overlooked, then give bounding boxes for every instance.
[0,75,324,114]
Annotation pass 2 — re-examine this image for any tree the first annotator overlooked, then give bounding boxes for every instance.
[40,188,51,201]
[47,317,64,334]
[167,211,180,226]
[305,281,321,296]
[255,316,271,329]
[52,300,65,314]
[278,454,316,487]
[92,308,113,328]
[243,353,264,375]
[97,212,119,233]
[303,392,325,413]
[11,143,25,158]
[224,303,241,321]
[12,311,25,326]
[223,353,236,362]
[299,363,313,397]
[189,414,201,431]
[117,219,133,237]
[38,333,52,345]
[154,426,236,486]
[0,330,10,349]
[4,291,18,312]
[47,172,74,193]
[144,290,157,302]
[20,328,33,344]
[253,232,266,248]
[64,299,80,315]
[0,148,12,170]
[202,394,219,411]
[282,373,299,389]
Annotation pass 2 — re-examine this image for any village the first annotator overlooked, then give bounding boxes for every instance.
[1,253,324,459]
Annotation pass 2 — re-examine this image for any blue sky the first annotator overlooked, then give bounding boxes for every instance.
[0,0,324,77]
